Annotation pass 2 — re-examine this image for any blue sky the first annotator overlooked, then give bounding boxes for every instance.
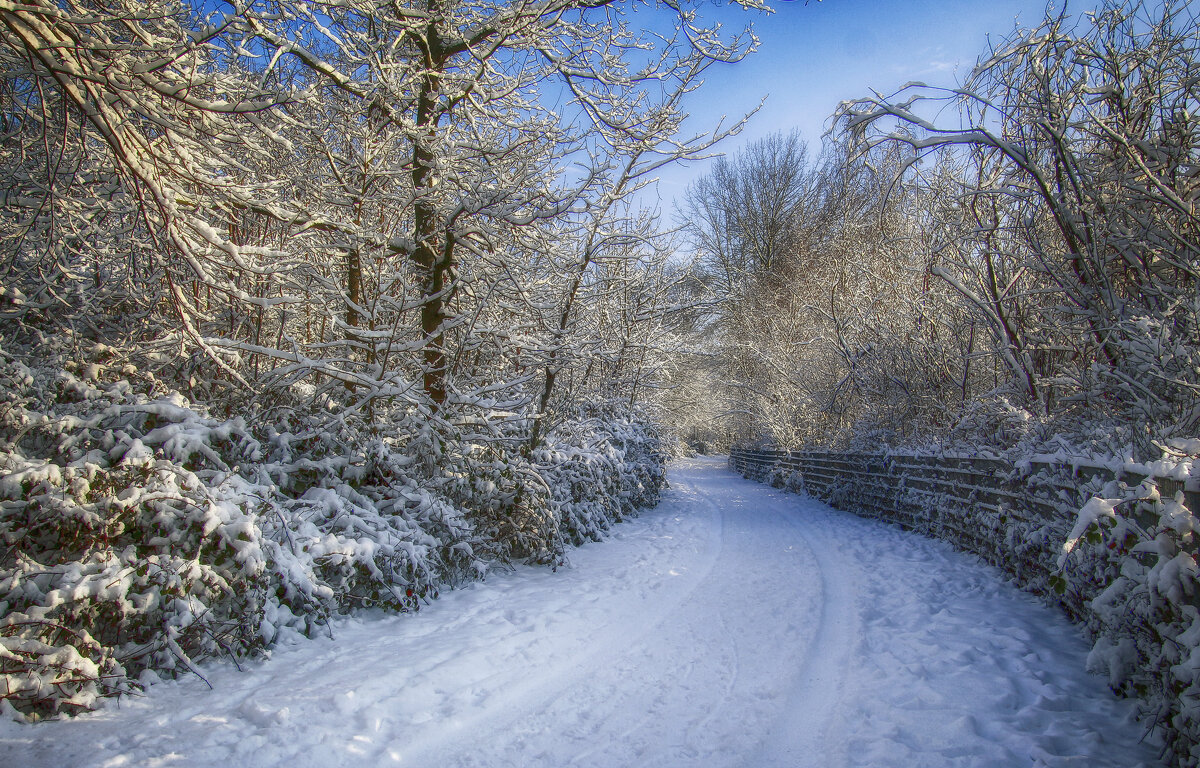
[641,0,1072,211]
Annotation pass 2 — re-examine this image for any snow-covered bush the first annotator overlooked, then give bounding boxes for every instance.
[0,329,668,721]
[766,464,805,494]
[253,424,482,622]
[0,337,273,719]
[1054,458,1200,762]
[438,436,559,567]
[981,449,1200,763]
[535,404,667,548]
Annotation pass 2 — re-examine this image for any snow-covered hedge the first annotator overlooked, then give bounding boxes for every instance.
[535,403,667,548]
[734,444,1200,765]
[0,336,665,721]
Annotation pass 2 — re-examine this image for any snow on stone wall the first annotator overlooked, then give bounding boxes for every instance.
[731,447,1200,767]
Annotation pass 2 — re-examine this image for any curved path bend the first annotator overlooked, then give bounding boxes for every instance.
[0,457,1162,767]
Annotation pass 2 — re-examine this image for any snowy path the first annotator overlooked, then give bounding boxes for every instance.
[1,456,1163,767]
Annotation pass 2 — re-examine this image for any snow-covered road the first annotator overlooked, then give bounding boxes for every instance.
[1,456,1163,767]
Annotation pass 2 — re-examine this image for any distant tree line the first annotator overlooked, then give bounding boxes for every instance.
[675,0,1200,461]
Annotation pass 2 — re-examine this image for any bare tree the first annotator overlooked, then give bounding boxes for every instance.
[1,0,777,434]
[0,0,296,385]
[674,131,952,449]
[839,0,1200,447]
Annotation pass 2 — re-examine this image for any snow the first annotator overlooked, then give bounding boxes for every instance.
[0,456,1162,767]
[1059,495,1122,567]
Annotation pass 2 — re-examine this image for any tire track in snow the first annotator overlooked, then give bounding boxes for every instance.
[721,466,1160,768]
[398,458,826,768]
[564,481,733,767]
[391,466,734,767]
[740,487,859,768]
